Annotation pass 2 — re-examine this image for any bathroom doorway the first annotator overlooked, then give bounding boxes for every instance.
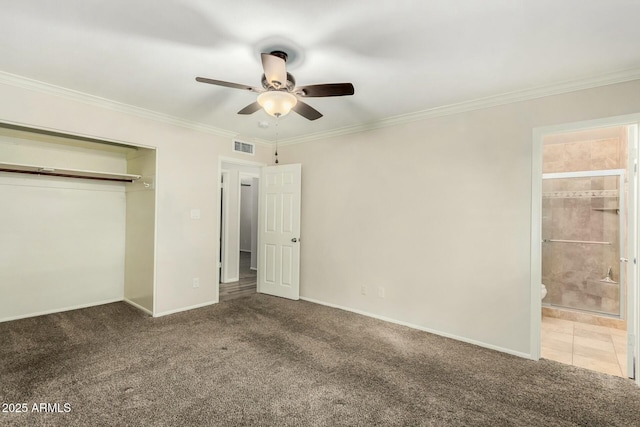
[532,116,639,383]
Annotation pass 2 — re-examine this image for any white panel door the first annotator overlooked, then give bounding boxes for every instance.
[257,164,301,300]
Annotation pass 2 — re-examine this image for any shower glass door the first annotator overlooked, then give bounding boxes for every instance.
[541,170,625,318]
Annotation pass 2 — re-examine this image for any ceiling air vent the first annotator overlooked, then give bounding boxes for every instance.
[232,139,255,155]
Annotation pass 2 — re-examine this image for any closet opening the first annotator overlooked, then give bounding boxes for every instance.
[0,123,156,321]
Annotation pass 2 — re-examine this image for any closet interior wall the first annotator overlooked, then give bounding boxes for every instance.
[0,126,155,321]
[124,147,155,314]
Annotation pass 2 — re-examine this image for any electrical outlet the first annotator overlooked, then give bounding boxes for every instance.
[192,277,200,288]
[378,286,385,298]
[361,285,367,296]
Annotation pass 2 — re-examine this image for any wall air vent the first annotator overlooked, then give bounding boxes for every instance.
[232,139,255,155]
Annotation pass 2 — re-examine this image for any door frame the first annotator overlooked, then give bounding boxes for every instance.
[238,172,260,274]
[217,156,266,303]
[531,113,640,385]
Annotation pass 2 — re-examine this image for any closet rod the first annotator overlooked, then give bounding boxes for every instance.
[0,167,139,183]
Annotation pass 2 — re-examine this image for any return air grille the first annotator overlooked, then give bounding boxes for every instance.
[233,139,254,155]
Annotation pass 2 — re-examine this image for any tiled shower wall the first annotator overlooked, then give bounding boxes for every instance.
[542,127,628,316]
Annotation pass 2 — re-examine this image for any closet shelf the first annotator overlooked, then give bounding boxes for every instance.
[0,162,141,183]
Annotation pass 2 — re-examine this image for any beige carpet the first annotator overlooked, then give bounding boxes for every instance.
[1,294,639,426]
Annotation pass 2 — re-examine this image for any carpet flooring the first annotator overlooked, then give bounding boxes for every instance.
[1,295,639,426]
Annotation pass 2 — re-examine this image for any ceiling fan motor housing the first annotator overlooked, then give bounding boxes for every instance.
[269,50,288,62]
[262,72,296,91]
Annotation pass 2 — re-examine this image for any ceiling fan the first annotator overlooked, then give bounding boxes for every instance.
[196,50,354,121]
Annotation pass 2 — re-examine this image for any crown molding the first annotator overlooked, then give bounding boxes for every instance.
[2,67,640,147]
[0,71,240,140]
[279,67,640,146]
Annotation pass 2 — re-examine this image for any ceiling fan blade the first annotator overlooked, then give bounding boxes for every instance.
[292,100,323,121]
[294,83,355,98]
[195,77,261,92]
[261,53,287,89]
[237,102,262,115]
[296,83,354,97]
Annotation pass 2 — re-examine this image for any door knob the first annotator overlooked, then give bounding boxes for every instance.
[291,238,298,243]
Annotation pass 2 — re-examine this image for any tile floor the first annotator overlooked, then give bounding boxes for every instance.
[541,316,628,377]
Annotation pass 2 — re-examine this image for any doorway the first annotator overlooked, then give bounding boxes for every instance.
[532,116,639,383]
[218,160,262,302]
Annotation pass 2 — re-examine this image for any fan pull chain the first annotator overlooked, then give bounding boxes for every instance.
[274,115,279,164]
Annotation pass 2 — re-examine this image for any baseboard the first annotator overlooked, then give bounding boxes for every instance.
[222,277,239,283]
[240,250,252,253]
[250,267,257,271]
[153,299,218,318]
[0,297,123,323]
[299,296,533,360]
[123,298,153,316]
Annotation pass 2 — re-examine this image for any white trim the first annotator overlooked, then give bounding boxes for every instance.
[300,296,532,360]
[153,300,218,318]
[534,113,640,138]
[0,298,123,323]
[531,113,640,382]
[543,169,625,179]
[0,118,157,150]
[219,156,267,168]
[151,146,159,317]
[629,124,639,382]
[3,69,640,146]
[123,298,153,316]
[220,169,232,284]
[234,170,241,279]
[530,128,543,360]
[0,71,238,139]
[217,156,266,304]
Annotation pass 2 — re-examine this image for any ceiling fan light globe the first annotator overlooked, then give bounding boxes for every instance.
[257,91,297,117]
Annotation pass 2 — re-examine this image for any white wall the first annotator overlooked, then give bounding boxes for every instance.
[0,131,128,320]
[281,79,640,357]
[124,147,156,313]
[3,72,639,358]
[0,79,272,316]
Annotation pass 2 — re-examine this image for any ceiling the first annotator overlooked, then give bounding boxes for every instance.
[2,0,640,142]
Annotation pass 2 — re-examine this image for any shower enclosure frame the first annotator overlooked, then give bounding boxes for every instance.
[541,168,626,319]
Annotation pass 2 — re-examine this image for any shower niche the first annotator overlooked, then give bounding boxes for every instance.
[541,170,625,318]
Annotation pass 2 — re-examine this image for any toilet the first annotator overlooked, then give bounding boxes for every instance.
[541,284,547,300]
